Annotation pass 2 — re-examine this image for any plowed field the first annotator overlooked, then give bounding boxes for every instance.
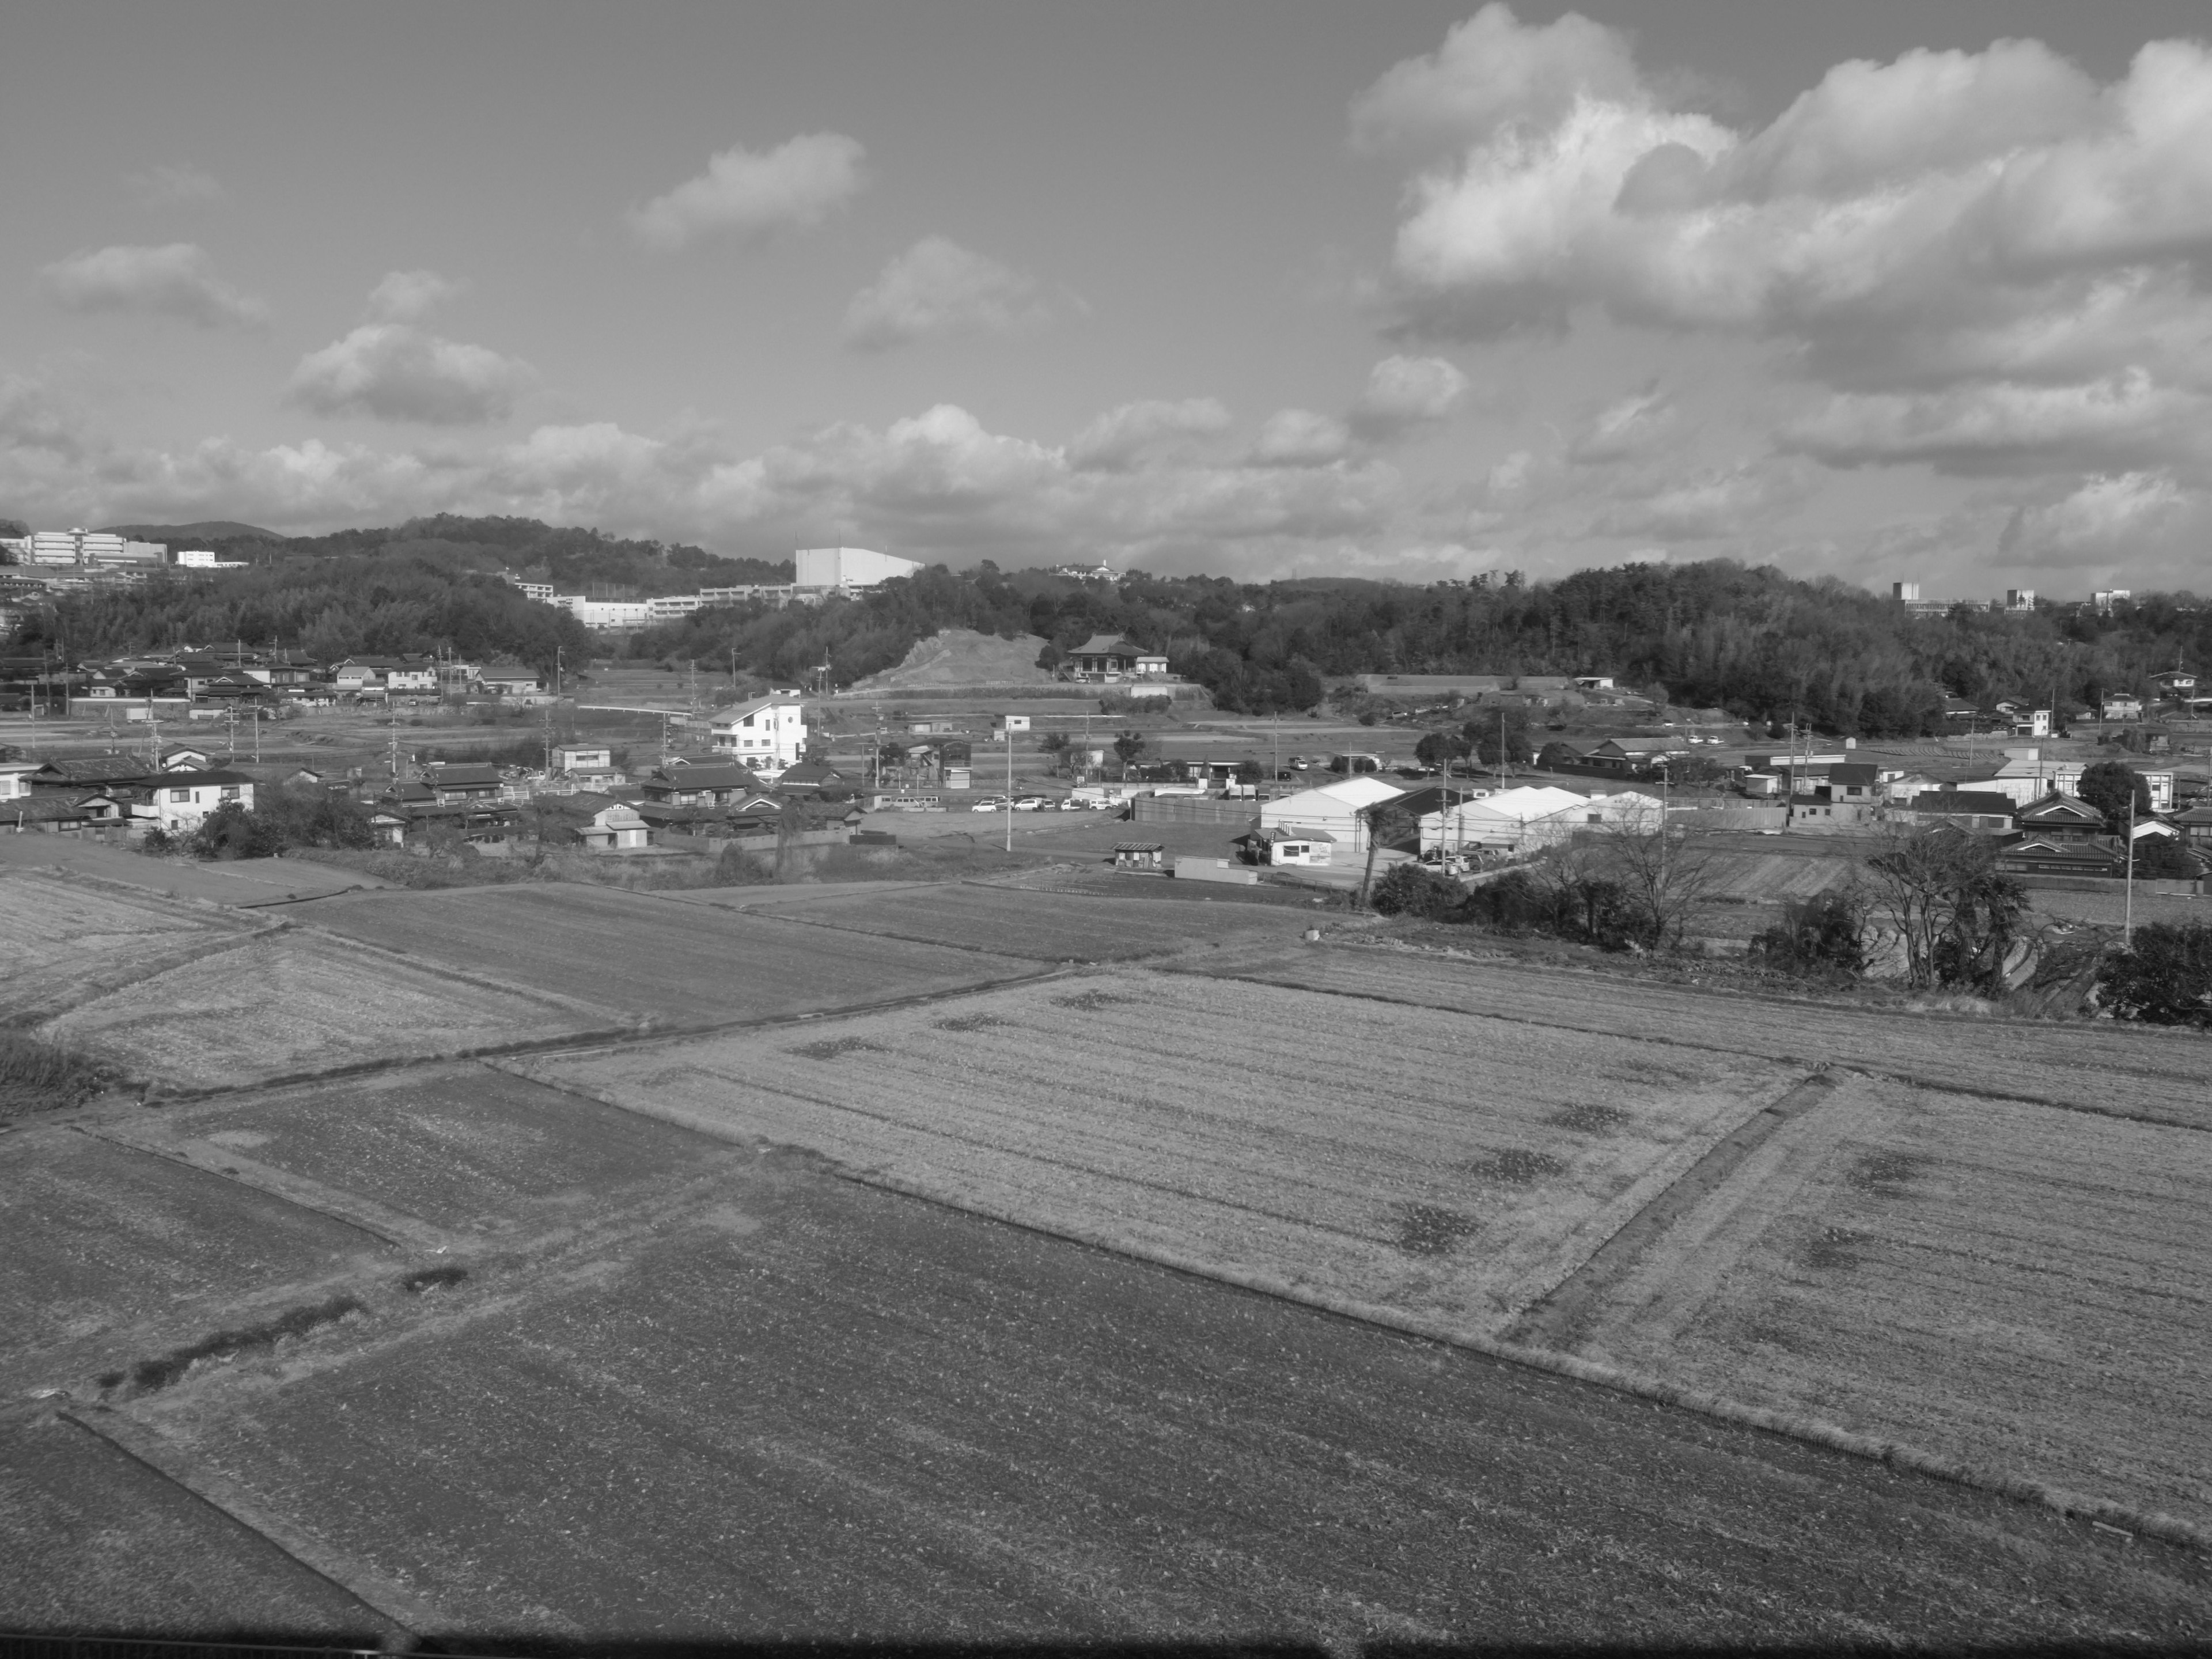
[302,884,1041,1023]
[733,881,1315,960]
[1198,943,2212,1129]
[43,934,611,1089]
[514,969,1796,1334]
[0,870,263,1021]
[1553,1070,2212,1529]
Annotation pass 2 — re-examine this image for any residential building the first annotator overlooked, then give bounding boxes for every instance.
[708,691,806,772]
[0,762,36,801]
[1064,634,1169,680]
[2102,694,2144,721]
[476,663,546,697]
[423,763,506,804]
[2013,794,2108,839]
[150,768,254,832]
[1237,825,1335,866]
[2005,588,2037,613]
[1995,838,2126,878]
[646,594,703,622]
[639,764,770,808]
[793,547,922,592]
[537,793,649,851]
[572,599,653,630]
[1903,791,2017,832]
[176,549,247,569]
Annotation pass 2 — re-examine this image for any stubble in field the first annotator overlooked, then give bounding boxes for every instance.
[1560,1071,2212,1528]
[514,971,1796,1336]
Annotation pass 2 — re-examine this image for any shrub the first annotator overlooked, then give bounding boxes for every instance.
[1752,891,1868,977]
[0,1030,111,1118]
[1372,862,1466,920]
[2097,923,2212,1026]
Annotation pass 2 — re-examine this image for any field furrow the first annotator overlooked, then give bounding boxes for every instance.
[1566,1074,2212,1528]
[514,970,1794,1337]
[1197,944,2212,1129]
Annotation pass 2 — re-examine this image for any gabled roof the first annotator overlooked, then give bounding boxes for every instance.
[30,756,152,784]
[645,763,765,791]
[776,759,844,785]
[425,763,504,787]
[1910,791,2016,816]
[1071,634,1136,656]
[709,692,800,724]
[1827,763,1880,786]
[2017,793,2105,822]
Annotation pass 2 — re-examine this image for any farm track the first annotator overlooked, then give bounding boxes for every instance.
[1508,1071,1841,1351]
[1193,942,2212,1131]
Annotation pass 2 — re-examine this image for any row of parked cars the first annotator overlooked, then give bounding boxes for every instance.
[968,794,1109,813]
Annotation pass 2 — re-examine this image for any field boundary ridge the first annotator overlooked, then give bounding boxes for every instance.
[54,1407,441,1642]
[1188,944,2211,1134]
[1506,1070,1839,1351]
[522,1038,2209,1556]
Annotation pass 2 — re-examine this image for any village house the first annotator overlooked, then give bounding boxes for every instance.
[1903,790,2017,832]
[638,763,770,808]
[1065,635,1169,681]
[150,767,255,833]
[2013,793,2111,840]
[550,744,624,790]
[423,763,506,805]
[537,792,650,851]
[2102,694,2145,721]
[707,692,806,773]
[476,663,547,698]
[1236,825,1334,866]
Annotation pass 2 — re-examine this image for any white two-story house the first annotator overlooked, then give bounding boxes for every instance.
[707,692,806,775]
[152,768,255,833]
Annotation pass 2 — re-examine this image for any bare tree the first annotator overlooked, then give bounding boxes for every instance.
[1859,823,2032,990]
[1355,799,1423,910]
[1592,800,1717,949]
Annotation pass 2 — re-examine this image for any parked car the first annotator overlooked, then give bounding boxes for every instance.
[1012,795,1047,810]
[971,796,1010,813]
[1056,797,1088,810]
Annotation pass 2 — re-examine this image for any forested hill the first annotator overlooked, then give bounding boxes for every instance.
[633,559,2212,733]
[10,519,2209,734]
[7,515,791,675]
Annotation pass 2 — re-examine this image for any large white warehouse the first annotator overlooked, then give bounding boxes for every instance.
[794,547,922,591]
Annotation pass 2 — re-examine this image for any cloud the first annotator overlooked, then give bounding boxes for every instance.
[1068,397,1232,471]
[1250,409,1351,468]
[285,272,531,426]
[40,243,267,329]
[630,133,867,252]
[1364,13,2212,483]
[1568,385,1680,463]
[1590,459,1816,540]
[288,325,532,425]
[1350,3,1643,157]
[1997,471,2199,568]
[1782,370,2209,474]
[127,162,225,208]
[843,236,1083,351]
[1348,354,1469,441]
[367,269,464,323]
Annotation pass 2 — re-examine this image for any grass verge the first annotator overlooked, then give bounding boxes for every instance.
[0,1028,116,1119]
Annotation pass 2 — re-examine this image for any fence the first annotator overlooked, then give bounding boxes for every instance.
[1131,796,1262,828]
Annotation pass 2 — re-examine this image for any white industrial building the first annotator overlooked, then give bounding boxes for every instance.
[1419,786,1666,855]
[1256,775,1406,854]
[25,529,166,566]
[794,547,922,592]
[707,691,807,774]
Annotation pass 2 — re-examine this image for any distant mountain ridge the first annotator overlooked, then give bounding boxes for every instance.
[95,521,285,542]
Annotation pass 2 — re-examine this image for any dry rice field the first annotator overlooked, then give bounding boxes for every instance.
[0,870,263,1022]
[512,970,1798,1335]
[729,881,1315,960]
[42,934,614,1090]
[302,884,1042,1023]
[1202,943,2212,1130]
[1556,1070,2212,1529]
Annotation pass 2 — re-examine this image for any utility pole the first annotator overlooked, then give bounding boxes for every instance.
[1005,723,1014,853]
[2124,796,2136,948]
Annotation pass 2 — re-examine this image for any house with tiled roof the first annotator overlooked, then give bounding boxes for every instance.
[707,692,805,773]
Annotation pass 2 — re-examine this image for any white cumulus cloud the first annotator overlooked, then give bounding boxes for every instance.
[1349,355,1470,441]
[1364,10,2212,487]
[1997,471,2200,569]
[1068,398,1232,471]
[40,243,267,329]
[1251,409,1352,468]
[288,272,529,425]
[630,133,867,252]
[843,236,1082,351]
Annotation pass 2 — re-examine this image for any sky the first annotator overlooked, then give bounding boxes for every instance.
[5,0,2212,597]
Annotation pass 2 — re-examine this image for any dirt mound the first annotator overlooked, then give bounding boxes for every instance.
[853,629,1056,690]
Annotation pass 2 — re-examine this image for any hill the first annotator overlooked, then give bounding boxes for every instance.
[95,521,285,543]
[849,628,1056,691]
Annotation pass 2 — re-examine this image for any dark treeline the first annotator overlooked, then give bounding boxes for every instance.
[12,548,592,673]
[6,515,789,671]
[637,558,2212,731]
[14,516,2210,732]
